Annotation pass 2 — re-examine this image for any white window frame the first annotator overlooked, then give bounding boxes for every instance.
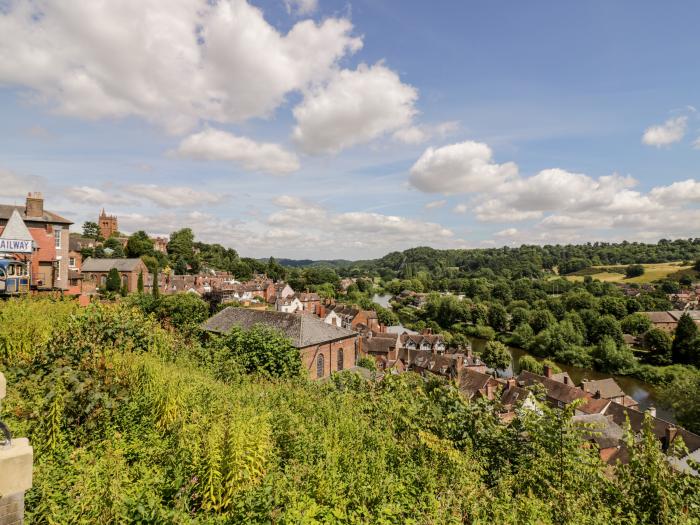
[54,226,62,249]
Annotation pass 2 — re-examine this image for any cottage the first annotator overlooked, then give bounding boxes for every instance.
[81,257,149,293]
[202,308,360,379]
[580,378,639,409]
[276,294,304,313]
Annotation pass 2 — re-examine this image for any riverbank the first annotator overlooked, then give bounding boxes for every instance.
[469,337,677,423]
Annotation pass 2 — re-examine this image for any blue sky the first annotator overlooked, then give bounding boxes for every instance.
[0,0,698,258]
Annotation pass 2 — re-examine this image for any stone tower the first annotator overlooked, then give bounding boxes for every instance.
[98,209,118,239]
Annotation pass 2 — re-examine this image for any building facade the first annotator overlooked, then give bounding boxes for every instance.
[98,209,118,239]
[0,193,71,290]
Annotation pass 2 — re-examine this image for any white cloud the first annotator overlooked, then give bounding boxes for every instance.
[123,184,226,208]
[283,0,318,15]
[424,200,447,209]
[649,179,700,204]
[175,128,300,174]
[495,228,518,237]
[453,204,468,214]
[642,116,687,147]
[409,141,518,194]
[393,120,459,145]
[293,63,418,154]
[0,1,361,133]
[272,195,317,209]
[693,137,700,150]
[0,168,44,199]
[65,186,131,206]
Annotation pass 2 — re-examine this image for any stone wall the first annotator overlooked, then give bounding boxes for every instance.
[0,373,33,525]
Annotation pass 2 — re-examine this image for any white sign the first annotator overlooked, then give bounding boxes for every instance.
[0,239,33,253]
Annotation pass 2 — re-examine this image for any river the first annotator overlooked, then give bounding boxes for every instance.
[470,338,676,423]
[372,293,392,309]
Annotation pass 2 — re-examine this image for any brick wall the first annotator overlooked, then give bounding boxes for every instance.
[301,336,359,379]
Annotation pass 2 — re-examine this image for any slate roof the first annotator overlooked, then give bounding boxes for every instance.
[572,413,625,450]
[500,385,531,407]
[581,378,626,399]
[81,258,144,272]
[363,335,398,354]
[604,401,700,454]
[0,204,72,225]
[202,307,357,348]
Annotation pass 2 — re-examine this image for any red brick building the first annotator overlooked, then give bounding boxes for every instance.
[0,193,71,290]
[98,209,118,239]
[81,257,149,293]
[202,308,359,379]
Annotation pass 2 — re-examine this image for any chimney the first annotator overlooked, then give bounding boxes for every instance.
[664,425,678,450]
[543,365,553,378]
[25,192,44,217]
[647,406,657,418]
[506,377,516,389]
[422,327,432,335]
[594,389,601,399]
[563,376,569,385]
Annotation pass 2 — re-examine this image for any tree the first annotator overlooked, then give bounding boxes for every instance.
[591,336,636,374]
[152,265,160,298]
[625,264,644,278]
[518,355,543,375]
[589,314,624,345]
[104,237,125,258]
[487,303,509,332]
[126,231,154,258]
[672,313,699,365]
[529,309,556,334]
[480,340,511,372]
[642,328,672,365]
[659,371,700,434]
[154,293,209,337]
[620,312,652,336]
[220,325,302,379]
[599,296,627,319]
[266,257,286,281]
[82,221,100,240]
[137,271,144,293]
[105,268,121,292]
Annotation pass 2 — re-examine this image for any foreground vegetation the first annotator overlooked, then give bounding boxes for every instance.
[1,296,700,524]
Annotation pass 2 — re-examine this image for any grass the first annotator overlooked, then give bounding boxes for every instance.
[564,261,694,284]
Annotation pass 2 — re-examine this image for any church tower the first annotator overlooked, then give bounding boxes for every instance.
[98,209,118,239]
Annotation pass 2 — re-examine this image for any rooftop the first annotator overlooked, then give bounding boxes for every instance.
[0,204,72,225]
[202,307,357,348]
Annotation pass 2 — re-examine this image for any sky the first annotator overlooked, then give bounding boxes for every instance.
[0,0,699,259]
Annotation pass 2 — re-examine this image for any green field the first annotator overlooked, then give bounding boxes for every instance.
[564,261,693,284]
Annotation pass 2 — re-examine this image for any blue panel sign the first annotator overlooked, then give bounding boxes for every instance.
[0,239,33,253]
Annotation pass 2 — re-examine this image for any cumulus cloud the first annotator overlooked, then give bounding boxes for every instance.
[409,141,518,194]
[642,116,687,147]
[175,128,300,174]
[0,1,361,133]
[123,184,226,208]
[649,179,700,204]
[0,168,44,198]
[453,204,467,214]
[293,63,418,154]
[495,228,518,237]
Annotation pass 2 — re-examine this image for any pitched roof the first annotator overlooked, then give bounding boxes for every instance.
[500,384,532,407]
[81,257,145,272]
[202,307,357,348]
[362,335,397,355]
[0,204,72,225]
[580,378,626,399]
[517,370,589,404]
[459,368,497,399]
[641,311,677,324]
[572,413,625,450]
[0,209,34,241]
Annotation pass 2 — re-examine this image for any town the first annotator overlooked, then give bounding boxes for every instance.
[1,191,699,488]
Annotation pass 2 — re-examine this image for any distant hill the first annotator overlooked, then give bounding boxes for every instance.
[259,258,357,269]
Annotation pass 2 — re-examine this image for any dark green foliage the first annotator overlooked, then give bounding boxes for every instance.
[625,264,645,278]
[660,370,700,434]
[103,237,125,258]
[81,221,100,240]
[643,328,673,365]
[591,336,636,374]
[672,313,700,366]
[125,230,154,258]
[137,270,144,293]
[356,356,377,371]
[621,312,652,335]
[105,267,121,292]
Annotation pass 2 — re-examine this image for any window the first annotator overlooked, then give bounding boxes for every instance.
[69,257,76,267]
[316,354,325,378]
[337,348,344,371]
[54,227,62,249]
[56,259,61,280]
[7,265,14,276]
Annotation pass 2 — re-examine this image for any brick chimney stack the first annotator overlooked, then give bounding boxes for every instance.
[25,192,44,218]
[543,364,553,378]
[664,425,678,450]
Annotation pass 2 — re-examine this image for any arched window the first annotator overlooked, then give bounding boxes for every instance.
[337,348,344,371]
[316,354,325,378]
